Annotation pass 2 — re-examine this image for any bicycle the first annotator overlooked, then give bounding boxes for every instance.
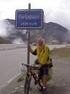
[23,63,40,94]
[23,61,53,94]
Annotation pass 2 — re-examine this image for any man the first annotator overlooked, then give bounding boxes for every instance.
[29,37,53,91]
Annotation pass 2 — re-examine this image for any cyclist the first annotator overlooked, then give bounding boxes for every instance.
[29,37,53,91]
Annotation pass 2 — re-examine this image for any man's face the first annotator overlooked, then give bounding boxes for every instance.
[37,40,44,47]
[38,41,43,46]
[37,38,45,47]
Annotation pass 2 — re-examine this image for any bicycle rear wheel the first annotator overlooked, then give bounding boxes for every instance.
[24,74,31,94]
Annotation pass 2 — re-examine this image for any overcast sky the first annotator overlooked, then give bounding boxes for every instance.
[0,0,70,30]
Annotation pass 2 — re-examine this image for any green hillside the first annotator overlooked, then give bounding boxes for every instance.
[0,37,10,44]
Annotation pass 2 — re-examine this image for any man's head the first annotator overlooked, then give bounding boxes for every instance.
[37,37,46,46]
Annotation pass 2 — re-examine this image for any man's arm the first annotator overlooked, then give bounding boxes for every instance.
[32,49,37,55]
[29,46,37,55]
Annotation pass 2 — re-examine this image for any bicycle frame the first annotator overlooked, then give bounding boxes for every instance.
[23,63,40,94]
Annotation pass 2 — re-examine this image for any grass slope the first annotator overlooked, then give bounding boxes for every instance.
[51,47,70,58]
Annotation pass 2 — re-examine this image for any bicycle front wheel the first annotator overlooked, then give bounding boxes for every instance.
[24,74,31,94]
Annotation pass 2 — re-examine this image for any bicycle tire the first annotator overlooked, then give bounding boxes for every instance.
[24,74,31,94]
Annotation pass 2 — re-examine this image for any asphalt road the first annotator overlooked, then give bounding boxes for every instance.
[0,45,27,89]
[0,57,70,94]
[0,44,55,89]
[0,44,36,89]
[0,44,70,94]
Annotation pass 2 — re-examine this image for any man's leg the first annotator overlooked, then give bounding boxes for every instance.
[41,65,48,90]
[42,74,48,86]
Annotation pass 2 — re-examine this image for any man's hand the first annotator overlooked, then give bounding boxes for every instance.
[29,45,33,53]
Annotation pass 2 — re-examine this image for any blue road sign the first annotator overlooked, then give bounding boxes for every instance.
[15,9,44,29]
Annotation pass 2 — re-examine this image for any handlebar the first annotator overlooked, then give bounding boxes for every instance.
[21,63,40,69]
[22,63,32,67]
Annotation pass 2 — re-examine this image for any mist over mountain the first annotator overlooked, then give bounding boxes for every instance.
[0,19,70,44]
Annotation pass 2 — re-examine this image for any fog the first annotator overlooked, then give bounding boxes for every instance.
[0,20,16,37]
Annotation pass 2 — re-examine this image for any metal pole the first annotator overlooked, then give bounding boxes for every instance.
[27,3,31,65]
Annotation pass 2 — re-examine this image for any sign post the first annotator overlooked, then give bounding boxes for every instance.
[15,3,44,66]
[27,3,31,65]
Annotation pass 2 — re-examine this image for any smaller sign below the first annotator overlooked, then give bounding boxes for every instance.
[15,9,44,29]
